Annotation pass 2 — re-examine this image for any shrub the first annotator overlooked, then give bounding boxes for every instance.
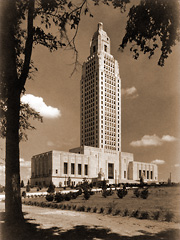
[140,211,149,219]
[153,211,160,220]
[71,192,78,199]
[165,211,174,222]
[107,207,113,214]
[46,194,54,202]
[26,184,30,192]
[67,205,71,210]
[117,189,125,199]
[58,204,63,209]
[55,193,64,202]
[134,188,140,198]
[131,210,139,218]
[79,206,85,212]
[64,193,71,201]
[102,189,114,198]
[63,204,67,210]
[99,207,104,214]
[46,202,51,208]
[72,205,77,210]
[27,201,32,205]
[86,207,91,212]
[123,208,129,216]
[20,180,24,188]
[113,209,121,216]
[22,191,26,198]
[102,190,108,198]
[77,188,82,195]
[93,207,97,213]
[84,190,90,200]
[53,203,58,208]
[49,202,54,208]
[47,181,55,194]
[141,188,149,199]
[89,190,95,195]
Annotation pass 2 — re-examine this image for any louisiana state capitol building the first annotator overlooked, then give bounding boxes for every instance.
[80,22,121,151]
[31,23,158,187]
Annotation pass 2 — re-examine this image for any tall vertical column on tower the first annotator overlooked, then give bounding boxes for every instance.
[80,22,121,151]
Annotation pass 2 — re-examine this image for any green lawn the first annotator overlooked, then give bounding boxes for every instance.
[23,186,180,222]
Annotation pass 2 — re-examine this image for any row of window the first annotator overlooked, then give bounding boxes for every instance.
[86,60,96,69]
[104,65,114,73]
[104,60,114,68]
[104,55,114,63]
[139,170,153,179]
[63,163,88,176]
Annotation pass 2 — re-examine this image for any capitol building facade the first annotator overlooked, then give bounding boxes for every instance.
[31,23,158,187]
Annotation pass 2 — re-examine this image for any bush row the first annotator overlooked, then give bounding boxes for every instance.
[22,199,176,222]
[46,189,83,202]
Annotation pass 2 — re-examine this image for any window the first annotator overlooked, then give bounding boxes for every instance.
[71,163,75,175]
[93,46,96,53]
[139,170,141,178]
[108,163,114,179]
[56,169,58,174]
[124,171,126,179]
[78,164,82,175]
[104,45,107,52]
[147,171,149,179]
[85,165,88,175]
[64,162,68,174]
[151,171,153,179]
[143,170,146,177]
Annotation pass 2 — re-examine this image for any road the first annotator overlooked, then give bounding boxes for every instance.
[0,202,180,240]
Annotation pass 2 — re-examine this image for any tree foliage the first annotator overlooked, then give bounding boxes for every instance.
[119,0,180,66]
[0,100,42,141]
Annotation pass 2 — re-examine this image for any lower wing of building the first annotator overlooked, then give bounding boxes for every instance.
[30,146,158,187]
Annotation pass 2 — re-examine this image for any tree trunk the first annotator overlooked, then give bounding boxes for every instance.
[1,0,24,222]
[5,92,23,222]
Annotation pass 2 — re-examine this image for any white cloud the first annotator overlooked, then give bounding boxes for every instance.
[20,158,31,167]
[174,164,180,167]
[21,94,61,118]
[162,135,177,142]
[130,134,177,147]
[121,86,138,99]
[151,159,165,165]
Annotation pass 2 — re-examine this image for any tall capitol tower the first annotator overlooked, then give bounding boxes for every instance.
[80,22,121,151]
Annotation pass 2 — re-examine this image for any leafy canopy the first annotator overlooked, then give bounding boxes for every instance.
[119,0,180,66]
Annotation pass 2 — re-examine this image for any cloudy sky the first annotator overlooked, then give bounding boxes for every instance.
[0,2,180,185]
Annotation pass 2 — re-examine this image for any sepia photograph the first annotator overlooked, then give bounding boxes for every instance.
[0,0,180,239]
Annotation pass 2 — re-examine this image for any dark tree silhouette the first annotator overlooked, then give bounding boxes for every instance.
[119,0,180,66]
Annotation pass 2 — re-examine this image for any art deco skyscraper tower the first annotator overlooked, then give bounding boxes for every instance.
[80,23,121,151]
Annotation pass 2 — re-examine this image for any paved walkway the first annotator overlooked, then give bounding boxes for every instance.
[0,202,180,240]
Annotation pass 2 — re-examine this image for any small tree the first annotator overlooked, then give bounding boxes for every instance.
[102,179,107,190]
[84,190,90,200]
[140,176,144,188]
[141,188,149,199]
[47,181,55,194]
[26,184,30,192]
[20,180,24,188]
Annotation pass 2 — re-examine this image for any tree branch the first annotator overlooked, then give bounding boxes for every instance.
[19,0,35,92]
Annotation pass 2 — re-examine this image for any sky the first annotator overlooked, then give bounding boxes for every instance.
[0,1,180,185]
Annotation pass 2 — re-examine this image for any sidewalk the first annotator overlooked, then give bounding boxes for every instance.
[0,202,180,240]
